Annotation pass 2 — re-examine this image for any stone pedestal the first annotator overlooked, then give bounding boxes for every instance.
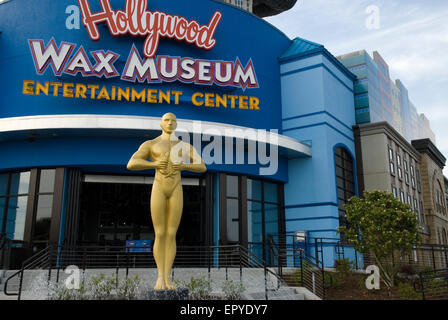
[143,288,189,300]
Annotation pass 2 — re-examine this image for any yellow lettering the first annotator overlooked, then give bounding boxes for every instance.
[88,85,99,99]
[205,93,215,107]
[250,96,260,110]
[132,88,146,102]
[192,92,204,106]
[172,91,183,105]
[22,80,35,95]
[75,84,87,99]
[63,83,74,98]
[50,82,63,96]
[239,96,249,109]
[118,87,130,101]
[159,90,170,104]
[228,95,238,109]
[216,94,227,108]
[36,81,49,96]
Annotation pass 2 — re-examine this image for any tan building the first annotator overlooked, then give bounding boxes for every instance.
[411,139,448,245]
[353,122,428,237]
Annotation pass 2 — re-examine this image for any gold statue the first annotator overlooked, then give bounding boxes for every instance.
[127,113,206,290]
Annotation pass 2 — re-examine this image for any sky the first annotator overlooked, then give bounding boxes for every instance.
[265,0,448,175]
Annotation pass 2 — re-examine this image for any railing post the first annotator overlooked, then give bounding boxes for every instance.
[208,247,211,282]
[126,247,129,279]
[239,246,242,284]
[432,247,436,270]
[300,250,304,287]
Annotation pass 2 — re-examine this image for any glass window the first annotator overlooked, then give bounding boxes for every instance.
[247,179,262,201]
[404,160,408,171]
[407,194,412,205]
[264,182,278,203]
[39,169,56,193]
[392,186,397,198]
[397,154,401,166]
[411,165,415,176]
[5,196,28,240]
[400,191,405,203]
[9,171,30,195]
[389,148,394,161]
[0,174,8,196]
[405,173,409,184]
[390,162,395,174]
[0,197,5,232]
[34,194,53,241]
[334,147,355,229]
[226,175,239,198]
[226,198,239,242]
[247,201,262,243]
[398,167,403,179]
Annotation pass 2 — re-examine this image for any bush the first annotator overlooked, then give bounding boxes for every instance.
[335,258,354,277]
[221,280,245,300]
[116,275,140,300]
[324,272,341,289]
[179,277,213,300]
[397,282,422,300]
[48,273,141,300]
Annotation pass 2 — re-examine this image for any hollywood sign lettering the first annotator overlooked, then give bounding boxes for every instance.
[77,0,222,58]
[29,39,258,89]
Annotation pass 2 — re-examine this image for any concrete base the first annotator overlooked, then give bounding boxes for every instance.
[141,288,189,300]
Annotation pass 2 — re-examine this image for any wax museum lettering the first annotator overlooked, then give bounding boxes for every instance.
[28,39,259,89]
[77,0,222,58]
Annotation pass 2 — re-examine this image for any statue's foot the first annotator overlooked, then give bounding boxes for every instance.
[165,278,177,290]
[154,277,166,290]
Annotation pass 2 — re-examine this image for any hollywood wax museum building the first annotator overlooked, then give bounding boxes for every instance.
[0,0,359,269]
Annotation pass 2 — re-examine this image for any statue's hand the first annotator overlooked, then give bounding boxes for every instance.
[155,159,168,171]
[171,163,184,172]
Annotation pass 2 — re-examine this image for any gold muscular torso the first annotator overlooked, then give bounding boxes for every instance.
[150,138,182,197]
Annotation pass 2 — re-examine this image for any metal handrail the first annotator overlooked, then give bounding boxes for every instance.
[413,268,448,300]
[4,244,289,300]
[3,245,53,297]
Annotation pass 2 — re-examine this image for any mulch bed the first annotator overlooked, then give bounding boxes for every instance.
[324,273,402,300]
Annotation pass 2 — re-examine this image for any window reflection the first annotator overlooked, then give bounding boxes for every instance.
[247,179,262,201]
[34,194,53,241]
[264,182,278,203]
[39,169,56,193]
[10,171,30,195]
[226,198,239,242]
[0,174,8,196]
[6,196,28,240]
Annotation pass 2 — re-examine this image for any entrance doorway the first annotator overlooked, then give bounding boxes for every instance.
[78,175,206,247]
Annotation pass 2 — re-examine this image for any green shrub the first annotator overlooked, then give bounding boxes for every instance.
[334,258,354,278]
[116,275,140,300]
[397,282,422,300]
[179,277,213,300]
[221,280,245,300]
[324,271,341,289]
[426,278,447,297]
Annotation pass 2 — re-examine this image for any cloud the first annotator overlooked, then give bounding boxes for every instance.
[266,0,448,175]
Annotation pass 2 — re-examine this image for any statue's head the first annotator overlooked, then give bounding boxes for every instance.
[160,113,177,134]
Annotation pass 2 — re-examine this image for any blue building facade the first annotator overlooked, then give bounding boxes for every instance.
[0,0,356,268]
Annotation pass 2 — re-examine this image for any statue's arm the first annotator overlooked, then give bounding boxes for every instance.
[127,141,164,171]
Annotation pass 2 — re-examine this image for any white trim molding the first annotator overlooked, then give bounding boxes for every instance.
[0,114,312,158]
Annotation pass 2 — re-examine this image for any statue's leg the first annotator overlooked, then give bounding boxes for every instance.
[150,182,167,290]
[164,184,183,290]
